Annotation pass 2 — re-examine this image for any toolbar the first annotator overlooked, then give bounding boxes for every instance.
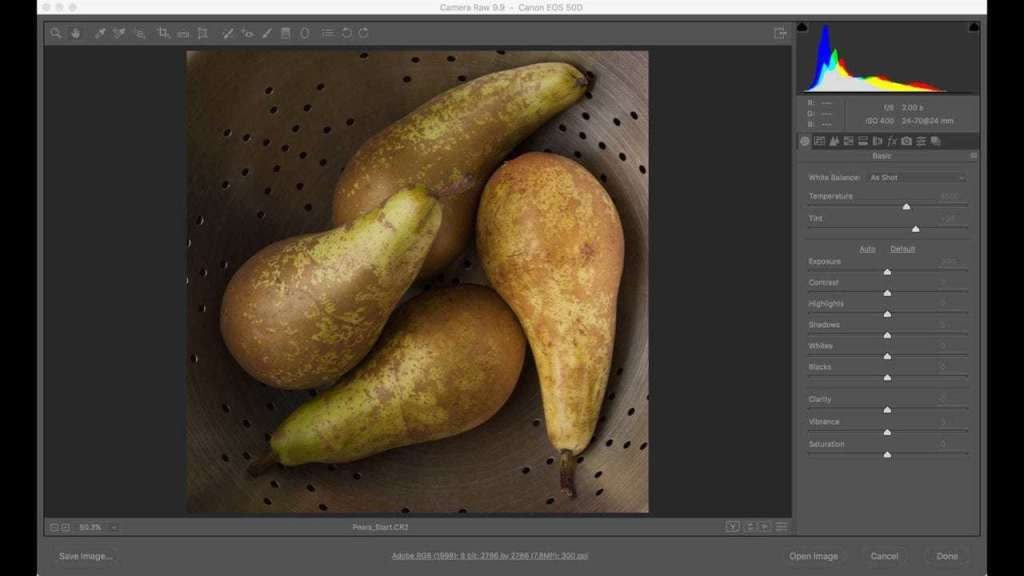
[40,21,792,46]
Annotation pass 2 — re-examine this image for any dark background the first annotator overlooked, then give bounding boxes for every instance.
[797,21,981,93]
[649,47,791,517]
[44,46,791,517]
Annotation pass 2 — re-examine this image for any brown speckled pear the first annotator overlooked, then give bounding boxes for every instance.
[220,185,442,390]
[476,152,625,498]
[248,284,525,474]
[332,62,588,281]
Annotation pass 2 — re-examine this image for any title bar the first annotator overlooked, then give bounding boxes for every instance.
[36,0,987,16]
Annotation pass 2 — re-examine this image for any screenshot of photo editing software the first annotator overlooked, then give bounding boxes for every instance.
[35,1,988,574]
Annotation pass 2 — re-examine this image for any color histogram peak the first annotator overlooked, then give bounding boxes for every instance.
[807,25,943,93]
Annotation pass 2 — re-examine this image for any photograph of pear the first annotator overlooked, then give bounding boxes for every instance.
[220,186,443,390]
[186,50,648,513]
[332,62,589,280]
[248,284,526,475]
[477,152,625,497]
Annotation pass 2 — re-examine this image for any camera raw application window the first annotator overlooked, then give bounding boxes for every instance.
[36,1,987,574]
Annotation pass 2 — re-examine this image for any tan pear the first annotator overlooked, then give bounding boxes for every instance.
[476,152,625,497]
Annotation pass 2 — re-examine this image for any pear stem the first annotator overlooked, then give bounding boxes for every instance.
[559,450,577,498]
[247,452,278,477]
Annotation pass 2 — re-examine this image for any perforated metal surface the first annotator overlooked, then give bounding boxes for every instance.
[186,50,649,513]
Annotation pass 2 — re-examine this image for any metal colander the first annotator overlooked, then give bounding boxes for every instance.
[186,50,649,513]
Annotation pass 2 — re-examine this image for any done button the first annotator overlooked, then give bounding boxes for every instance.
[786,546,847,568]
[925,546,970,568]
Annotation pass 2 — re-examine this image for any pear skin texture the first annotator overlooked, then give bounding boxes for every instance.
[220,186,442,390]
[332,62,588,280]
[268,284,526,467]
[476,152,625,456]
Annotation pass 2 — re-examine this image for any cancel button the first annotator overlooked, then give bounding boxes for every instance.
[862,546,907,568]
[925,546,970,568]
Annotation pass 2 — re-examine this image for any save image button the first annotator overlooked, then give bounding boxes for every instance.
[53,546,118,569]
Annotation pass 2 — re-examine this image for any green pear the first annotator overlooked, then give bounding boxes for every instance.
[248,284,525,473]
[220,185,442,390]
[333,62,589,280]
